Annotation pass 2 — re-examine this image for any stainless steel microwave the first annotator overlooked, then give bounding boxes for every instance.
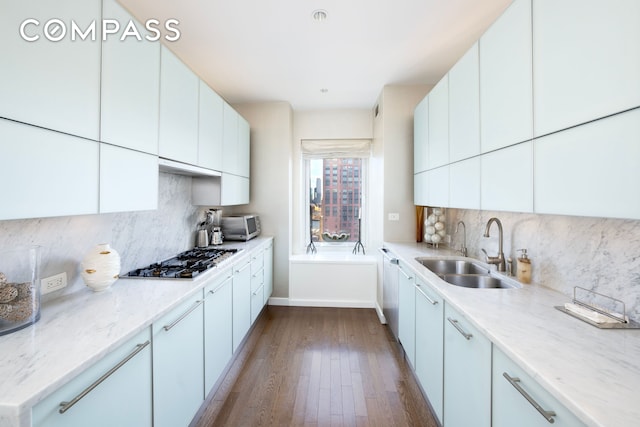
[221,215,261,241]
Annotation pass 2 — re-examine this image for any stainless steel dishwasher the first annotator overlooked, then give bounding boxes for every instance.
[380,248,400,340]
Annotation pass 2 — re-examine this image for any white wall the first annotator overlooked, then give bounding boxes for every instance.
[233,102,293,300]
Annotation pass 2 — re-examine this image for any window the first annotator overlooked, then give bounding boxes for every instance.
[302,139,370,247]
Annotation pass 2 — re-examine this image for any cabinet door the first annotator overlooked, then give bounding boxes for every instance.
[449,42,480,162]
[427,76,449,169]
[397,263,416,368]
[237,115,251,178]
[198,81,224,171]
[159,46,199,165]
[99,144,158,213]
[534,108,640,219]
[204,270,233,394]
[449,157,480,209]
[533,0,640,137]
[222,103,239,174]
[481,142,533,213]
[32,328,152,427]
[414,96,429,174]
[101,0,160,154]
[250,271,264,324]
[480,0,532,152]
[263,241,274,305]
[414,278,444,424]
[443,304,491,427]
[414,171,429,207]
[0,0,101,140]
[153,293,205,427]
[493,346,586,427]
[427,166,449,208]
[0,119,99,220]
[232,257,252,352]
[221,173,250,206]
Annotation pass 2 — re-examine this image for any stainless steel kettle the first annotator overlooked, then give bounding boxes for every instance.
[196,229,209,247]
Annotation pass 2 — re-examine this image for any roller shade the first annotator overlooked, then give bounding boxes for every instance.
[301,139,372,159]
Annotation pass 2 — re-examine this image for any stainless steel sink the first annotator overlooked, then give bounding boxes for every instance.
[416,258,490,275]
[441,274,520,289]
[415,257,521,289]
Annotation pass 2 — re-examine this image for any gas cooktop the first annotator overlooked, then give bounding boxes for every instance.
[125,248,240,279]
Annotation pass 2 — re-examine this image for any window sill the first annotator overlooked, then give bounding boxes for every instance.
[290,252,377,264]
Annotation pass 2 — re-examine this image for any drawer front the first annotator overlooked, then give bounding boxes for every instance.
[493,347,585,427]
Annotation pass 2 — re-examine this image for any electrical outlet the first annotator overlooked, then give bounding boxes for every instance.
[388,213,400,221]
[41,272,67,295]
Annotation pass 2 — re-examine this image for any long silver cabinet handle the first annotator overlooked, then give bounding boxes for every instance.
[163,300,203,331]
[398,267,413,280]
[416,284,438,305]
[208,279,230,295]
[503,373,557,423]
[235,261,251,273]
[59,340,151,414]
[447,317,473,340]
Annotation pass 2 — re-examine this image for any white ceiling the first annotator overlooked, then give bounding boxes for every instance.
[119,0,512,110]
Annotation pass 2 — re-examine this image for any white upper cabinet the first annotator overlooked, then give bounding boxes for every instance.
[427,76,449,169]
[449,42,480,162]
[414,96,429,174]
[480,0,533,152]
[0,0,101,140]
[198,81,224,171]
[0,119,99,220]
[101,0,160,154]
[100,144,158,214]
[222,103,239,175]
[428,166,449,208]
[159,46,199,165]
[414,171,429,207]
[535,108,640,220]
[481,142,533,213]
[221,173,250,206]
[237,115,251,178]
[533,0,640,137]
[449,157,480,210]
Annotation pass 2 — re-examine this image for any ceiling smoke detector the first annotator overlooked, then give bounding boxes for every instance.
[312,9,328,22]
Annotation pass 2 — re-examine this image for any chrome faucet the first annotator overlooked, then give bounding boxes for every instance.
[481,217,506,272]
[454,220,467,257]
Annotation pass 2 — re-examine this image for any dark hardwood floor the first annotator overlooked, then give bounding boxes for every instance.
[191,306,438,427]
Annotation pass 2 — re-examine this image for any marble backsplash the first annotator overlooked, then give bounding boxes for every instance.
[443,208,640,322]
[0,173,204,302]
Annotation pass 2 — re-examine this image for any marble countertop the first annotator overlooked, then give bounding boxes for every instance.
[384,242,640,427]
[0,237,271,427]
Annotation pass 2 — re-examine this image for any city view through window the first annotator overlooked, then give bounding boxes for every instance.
[309,158,363,243]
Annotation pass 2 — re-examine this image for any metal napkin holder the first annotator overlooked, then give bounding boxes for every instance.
[555,286,640,329]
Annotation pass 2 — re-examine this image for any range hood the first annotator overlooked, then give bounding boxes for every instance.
[158,158,221,177]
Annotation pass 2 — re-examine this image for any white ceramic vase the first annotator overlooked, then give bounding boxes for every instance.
[80,244,121,292]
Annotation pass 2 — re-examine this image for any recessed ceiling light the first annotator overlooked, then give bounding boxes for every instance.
[312,9,328,22]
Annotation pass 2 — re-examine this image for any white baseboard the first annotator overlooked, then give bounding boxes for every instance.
[375,302,387,324]
[267,297,375,309]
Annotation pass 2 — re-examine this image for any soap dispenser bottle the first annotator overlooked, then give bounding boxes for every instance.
[516,249,531,284]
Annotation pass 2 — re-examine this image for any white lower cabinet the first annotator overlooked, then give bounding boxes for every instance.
[493,346,585,427]
[263,241,274,304]
[204,269,233,394]
[397,263,416,368]
[32,328,152,427]
[232,256,252,353]
[443,303,491,427]
[152,293,205,427]
[250,249,265,324]
[414,278,444,424]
